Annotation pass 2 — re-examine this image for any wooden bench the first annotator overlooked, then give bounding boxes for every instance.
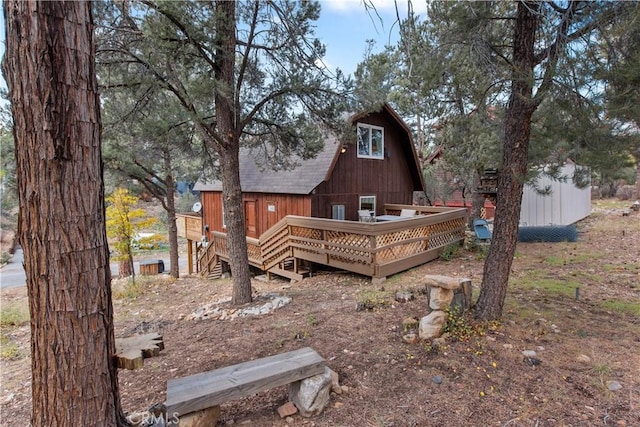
[165,347,325,419]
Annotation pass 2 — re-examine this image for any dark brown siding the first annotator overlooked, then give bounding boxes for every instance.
[200,191,222,241]
[312,111,415,221]
[201,191,311,238]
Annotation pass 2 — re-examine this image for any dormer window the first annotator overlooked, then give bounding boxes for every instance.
[357,123,384,159]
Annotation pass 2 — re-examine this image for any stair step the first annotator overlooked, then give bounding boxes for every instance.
[207,262,223,280]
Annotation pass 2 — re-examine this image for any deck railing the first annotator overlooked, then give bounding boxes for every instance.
[198,205,466,279]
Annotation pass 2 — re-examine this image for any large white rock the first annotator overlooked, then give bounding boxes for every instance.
[419,310,448,340]
[421,275,465,290]
[429,287,454,310]
[288,366,333,417]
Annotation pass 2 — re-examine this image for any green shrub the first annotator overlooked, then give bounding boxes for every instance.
[0,302,29,327]
[439,243,460,261]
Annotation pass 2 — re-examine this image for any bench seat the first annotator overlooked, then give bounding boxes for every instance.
[165,347,325,417]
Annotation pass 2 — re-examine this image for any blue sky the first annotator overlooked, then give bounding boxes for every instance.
[315,0,408,75]
[316,0,430,74]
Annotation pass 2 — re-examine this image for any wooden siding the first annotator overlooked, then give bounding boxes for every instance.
[312,113,416,221]
[175,213,203,241]
[200,191,312,238]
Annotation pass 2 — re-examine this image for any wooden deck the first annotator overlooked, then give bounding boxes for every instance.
[197,205,466,281]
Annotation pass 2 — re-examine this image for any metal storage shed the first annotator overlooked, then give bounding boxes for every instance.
[519,163,591,227]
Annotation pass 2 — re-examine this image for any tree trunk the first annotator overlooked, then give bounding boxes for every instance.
[214,0,253,305]
[220,143,253,305]
[118,258,133,278]
[2,1,124,425]
[164,154,180,278]
[475,2,538,321]
[636,147,640,199]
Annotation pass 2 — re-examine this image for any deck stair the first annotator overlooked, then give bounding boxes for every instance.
[267,257,309,282]
[207,259,223,280]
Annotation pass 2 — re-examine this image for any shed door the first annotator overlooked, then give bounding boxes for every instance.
[244,200,257,238]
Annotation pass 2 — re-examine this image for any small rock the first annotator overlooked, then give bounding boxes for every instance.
[277,402,298,418]
[576,354,591,363]
[522,350,537,358]
[524,357,542,366]
[607,380,622,391]
[402,317,419,330]
[333,402,343,408]
[285,416,294,424]
[432,375,442,385]
[402,333,419,344]
[329,368,341,394]
[432,336,447,347]
[502,343,514,350]
[395,290,414,303]
[340,385,349,394]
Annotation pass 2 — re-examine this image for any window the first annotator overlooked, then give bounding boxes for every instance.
[332,204,345,220]
[359,196,376,212]
[357,123,384,159]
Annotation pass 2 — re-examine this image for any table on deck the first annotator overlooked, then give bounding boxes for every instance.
[375,215,411,222]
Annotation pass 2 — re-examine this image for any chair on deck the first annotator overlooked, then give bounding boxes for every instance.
[399,209,417,218]
[358,210,375,222]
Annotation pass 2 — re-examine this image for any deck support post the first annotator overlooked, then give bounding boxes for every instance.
[372,276,386,286]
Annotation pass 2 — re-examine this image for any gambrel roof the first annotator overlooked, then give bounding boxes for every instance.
[194,103,425,194]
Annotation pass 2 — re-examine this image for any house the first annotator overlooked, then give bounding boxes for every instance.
[186,104,466,282]
[193,103,426,240]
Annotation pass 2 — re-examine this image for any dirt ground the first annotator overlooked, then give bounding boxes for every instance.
[1,201,639,426]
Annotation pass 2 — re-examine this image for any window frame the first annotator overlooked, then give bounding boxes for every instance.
[359,195,376,213]
[332,204,346,220]
[356,123,384,160]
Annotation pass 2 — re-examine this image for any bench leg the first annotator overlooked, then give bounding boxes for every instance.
[169,406,221,427]
[288,367,333,417]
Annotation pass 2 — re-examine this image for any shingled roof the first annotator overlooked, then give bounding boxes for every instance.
[193,136,341,195]
[194,103,425,194]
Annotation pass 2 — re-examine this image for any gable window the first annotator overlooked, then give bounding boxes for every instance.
[332,204,345,220]
[357,123,384,159]
[359,195,376,213]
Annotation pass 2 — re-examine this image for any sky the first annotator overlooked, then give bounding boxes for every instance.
[0,1,427,93]
[317,0,431,74]
[315,0,411,75]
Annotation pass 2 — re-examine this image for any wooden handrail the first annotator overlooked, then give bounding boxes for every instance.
[198,204,466,279]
